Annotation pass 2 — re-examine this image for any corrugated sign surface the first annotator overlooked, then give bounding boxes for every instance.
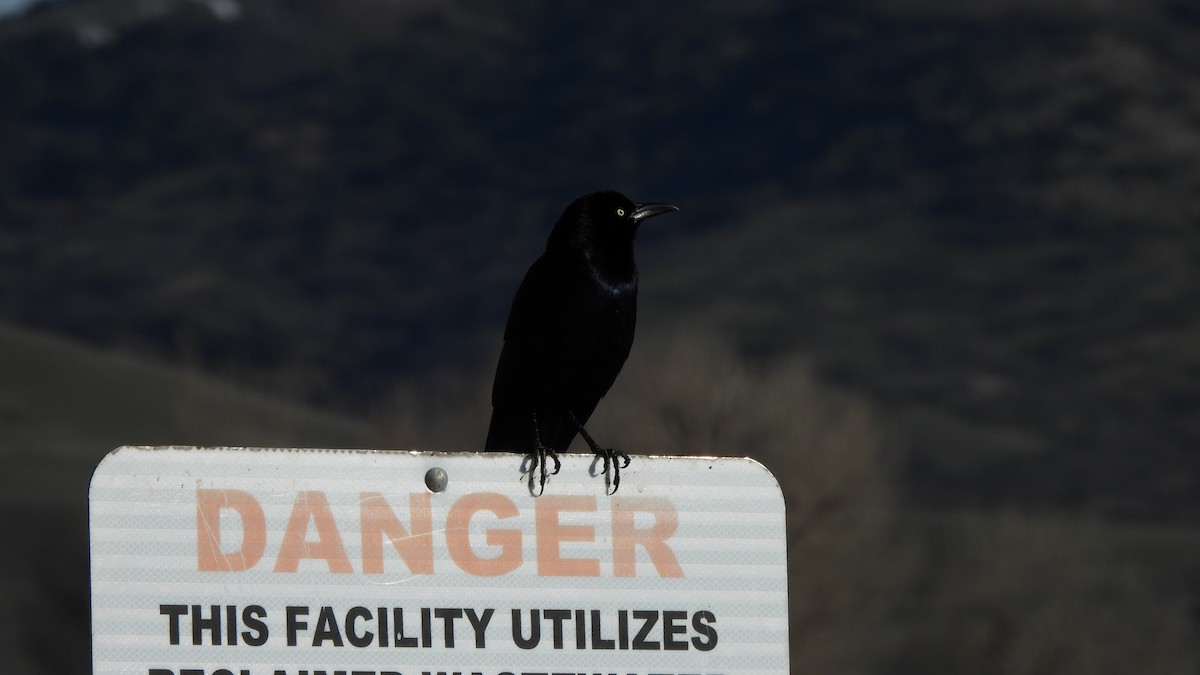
[90,446,788,675]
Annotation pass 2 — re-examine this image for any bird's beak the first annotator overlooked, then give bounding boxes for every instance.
[631,203,679,223]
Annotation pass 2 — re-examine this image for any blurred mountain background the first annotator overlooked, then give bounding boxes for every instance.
[1,0,1198,673]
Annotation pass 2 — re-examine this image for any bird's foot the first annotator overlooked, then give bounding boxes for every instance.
[525,444,561,496]
[591,447,631,495]
[569,411,631,494]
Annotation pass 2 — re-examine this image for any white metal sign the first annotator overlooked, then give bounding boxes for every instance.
[90,446,789,675]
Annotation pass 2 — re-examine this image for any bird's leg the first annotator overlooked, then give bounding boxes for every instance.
[569,412,630,495]
[526,411,561,496]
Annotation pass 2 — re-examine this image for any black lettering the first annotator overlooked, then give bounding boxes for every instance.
[575,609,586,649]
[590,609,615,649]
[191,604,222,645]
[512,609,541,649]
[544,609,570,649]
[392,608,418,648]
[225,606,238,645]
[286,605,309,646]
[313,606,345,647]
[434,607,463,648]
[346,606,374,647]
[691,610,718,651]
[243,605,268,646]
[618,609,629,649]
[148,670,174,675]
[632,610,660,650]
[158,605,186,645]
[421,607,432,647]
[464,607,494,648]
[663,610,688,650]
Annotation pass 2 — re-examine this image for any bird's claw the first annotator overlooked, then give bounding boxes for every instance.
[571,411,631,494]
[526,444,561,496]
[593,447,631,495]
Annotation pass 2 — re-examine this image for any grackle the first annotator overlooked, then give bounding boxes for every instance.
[485,191,678,495]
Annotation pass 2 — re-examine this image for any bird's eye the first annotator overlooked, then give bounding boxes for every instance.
[616,208,626,217]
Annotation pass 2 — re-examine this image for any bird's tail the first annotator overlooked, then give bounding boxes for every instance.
[485,408,579,453]
[484,408,529,452]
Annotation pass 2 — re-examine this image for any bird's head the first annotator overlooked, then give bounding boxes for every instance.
[548,191,679,253]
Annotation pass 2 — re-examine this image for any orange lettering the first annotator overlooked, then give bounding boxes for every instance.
[273,490,353,573]
[196,489,266,572]
[536,495,599,577]
[360,491,434,574]
[446,493,522,576]
[612,497,682,578]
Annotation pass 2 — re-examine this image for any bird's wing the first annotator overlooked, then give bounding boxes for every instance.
[486,254,566,451]
[491,253,559,408]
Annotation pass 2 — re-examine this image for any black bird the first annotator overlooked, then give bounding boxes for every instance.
[485,191,678,495]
